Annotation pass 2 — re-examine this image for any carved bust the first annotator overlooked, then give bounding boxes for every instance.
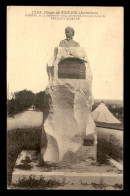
[59,26,80,47]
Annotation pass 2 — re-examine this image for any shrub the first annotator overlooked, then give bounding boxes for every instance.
[97,135,123,164]
[12,175,63,189]
[15,163,33,170]
[33,91,45,111]
[8,90,35,116]
[7,127,42,185]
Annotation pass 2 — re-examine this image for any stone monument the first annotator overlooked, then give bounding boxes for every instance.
[40,27,97,165]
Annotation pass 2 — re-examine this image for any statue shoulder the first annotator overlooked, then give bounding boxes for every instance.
[59,39,80,47]
[74,40,80,47]
[59,39,66,47]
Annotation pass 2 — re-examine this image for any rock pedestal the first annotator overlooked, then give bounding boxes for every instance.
[41,47,97,165]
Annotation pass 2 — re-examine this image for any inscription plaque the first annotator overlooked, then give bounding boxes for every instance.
[58,58,86,79]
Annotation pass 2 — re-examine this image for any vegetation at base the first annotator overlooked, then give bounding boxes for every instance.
[21,156,32,164]
[37,162,58,168]
[114,183,123,189]
[11,175,123,190]
[91,182,107,189]
[7,127,42,185]
[12,175,64,189]
[15,163,33,170]
[91,182,123,190]
[7,90,45,116]
[97,135,123,164]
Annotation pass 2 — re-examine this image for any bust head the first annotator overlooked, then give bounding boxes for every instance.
[59,27,80,47]
[65,26,74,40]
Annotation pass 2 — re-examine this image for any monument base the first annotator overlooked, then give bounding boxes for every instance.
[43,133,97,165]
[11,150,123,189]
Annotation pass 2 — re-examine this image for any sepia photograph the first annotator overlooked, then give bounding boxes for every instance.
[7,6,123,190]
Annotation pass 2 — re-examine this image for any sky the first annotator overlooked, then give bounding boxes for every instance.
[7,6,123,100]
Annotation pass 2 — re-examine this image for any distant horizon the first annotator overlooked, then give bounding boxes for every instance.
[7,89,123,102]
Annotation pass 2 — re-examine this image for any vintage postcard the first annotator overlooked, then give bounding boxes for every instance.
[7,6,123,190]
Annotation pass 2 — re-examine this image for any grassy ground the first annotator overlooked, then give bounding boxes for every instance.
[97,136,123,164]
[11,175,64,190]
[7,127,42,185]
[9,175,123,190]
